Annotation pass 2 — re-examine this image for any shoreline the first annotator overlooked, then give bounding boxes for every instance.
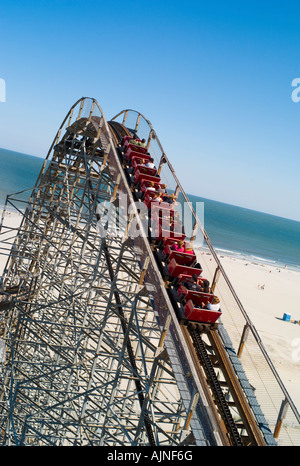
[2,197,300,273]
[195,241,300,274]
[216,249,300,274]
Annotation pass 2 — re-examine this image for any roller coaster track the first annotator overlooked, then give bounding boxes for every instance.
[108,120,265,447]
[187,327,243,445]
[0,97,299,446]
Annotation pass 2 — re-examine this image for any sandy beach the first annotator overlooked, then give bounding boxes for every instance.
[211,251,300,412]
[1,209,300,416]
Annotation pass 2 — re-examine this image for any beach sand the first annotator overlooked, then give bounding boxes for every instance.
[215,253,300,412]
[1,209,300,415]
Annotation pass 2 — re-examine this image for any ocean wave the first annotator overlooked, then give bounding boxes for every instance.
[215,248,300,271]
[249,255,276,264]
[216,248,242,256]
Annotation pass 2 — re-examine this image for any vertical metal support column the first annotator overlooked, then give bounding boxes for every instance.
[211,266,221,293]
[146,130,155,152]
[274,398,289,439]
[122,110,128,126]
[156,313,172,356]
[237,324,250,358]
[135,114,141,133]
[182,392,200,433]
[76,99,85,121]
[157,153,166,176]
[174,185,180,198]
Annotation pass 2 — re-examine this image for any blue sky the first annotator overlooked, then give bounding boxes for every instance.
[0,0,300,221]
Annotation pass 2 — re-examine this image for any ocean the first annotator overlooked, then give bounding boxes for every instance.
[185,193,300,271]
[0,147,299,271]
[0,147,44,207]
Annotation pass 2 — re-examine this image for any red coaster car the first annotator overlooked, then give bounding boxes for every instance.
[184,299,221,323]
[134,169,161,185]
[168,258,202,278]
[126,144,148,155]
[162,245,196,266]
[177,285,213,306]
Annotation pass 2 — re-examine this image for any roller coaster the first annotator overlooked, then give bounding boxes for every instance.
[0,97,299,446]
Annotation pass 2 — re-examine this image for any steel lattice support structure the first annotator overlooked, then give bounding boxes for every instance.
[0,98,218,446]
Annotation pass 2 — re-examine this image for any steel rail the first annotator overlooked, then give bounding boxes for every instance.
[188,327,244,446]
[207,327,267,446]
